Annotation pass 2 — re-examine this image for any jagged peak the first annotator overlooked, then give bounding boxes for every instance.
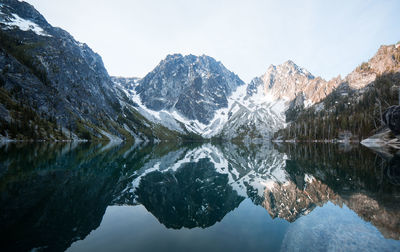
[267,64,277,71]
[159,53,224,69]
[262,60,314,81]
[281,60,313,78]
[163,53,218,62]
[283,59,296,66]
[164,53,183,61]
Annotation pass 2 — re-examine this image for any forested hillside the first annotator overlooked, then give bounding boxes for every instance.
[275,72,400,141]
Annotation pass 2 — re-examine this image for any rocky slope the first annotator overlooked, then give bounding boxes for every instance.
[0,0,183,142]
[345,44,400,89]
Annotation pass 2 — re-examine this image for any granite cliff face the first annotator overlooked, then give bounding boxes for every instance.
[248,60,315,101]
[0,0,120,138]
[345,44,400,89]
[136,54,244,125]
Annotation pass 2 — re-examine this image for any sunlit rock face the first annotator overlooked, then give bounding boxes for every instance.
[345,44,400,89]
[249,60,316,102]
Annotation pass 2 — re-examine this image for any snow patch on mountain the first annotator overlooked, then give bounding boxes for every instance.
[112,78,186,133]
[0,9,51,37]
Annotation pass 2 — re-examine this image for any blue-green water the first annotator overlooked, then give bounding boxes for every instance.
[0,142,399,252]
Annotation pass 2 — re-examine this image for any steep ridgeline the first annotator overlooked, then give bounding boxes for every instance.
[0,0,180,142]
[276,43,400,141]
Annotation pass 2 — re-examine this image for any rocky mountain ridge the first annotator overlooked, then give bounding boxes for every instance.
[0,0,186,142]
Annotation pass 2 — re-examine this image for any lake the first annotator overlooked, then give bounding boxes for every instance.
[0,141,399,252]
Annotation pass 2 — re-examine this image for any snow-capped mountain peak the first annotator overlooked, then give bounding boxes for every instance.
[135,53,244,125]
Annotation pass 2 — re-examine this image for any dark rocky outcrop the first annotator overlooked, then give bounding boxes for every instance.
[383,105,400,135]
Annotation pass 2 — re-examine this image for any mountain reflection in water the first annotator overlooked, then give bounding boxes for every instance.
[0,141,399,252]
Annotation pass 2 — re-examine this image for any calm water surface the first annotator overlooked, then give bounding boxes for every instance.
[0,142,399,252]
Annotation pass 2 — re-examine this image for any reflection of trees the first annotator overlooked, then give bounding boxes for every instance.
[387,155,400,186]
[278,143,399,193]
[279,143,400,239]
[0,141,163,252]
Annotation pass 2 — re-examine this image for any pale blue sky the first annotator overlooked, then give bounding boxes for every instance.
[25,0,400,82]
